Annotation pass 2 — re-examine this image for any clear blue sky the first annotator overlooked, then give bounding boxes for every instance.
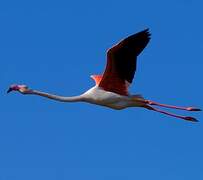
[1,0,203,179]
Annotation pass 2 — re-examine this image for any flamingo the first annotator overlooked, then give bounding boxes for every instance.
[7,29,201,122]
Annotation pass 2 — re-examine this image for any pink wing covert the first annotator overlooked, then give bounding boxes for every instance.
[90,75,103,85]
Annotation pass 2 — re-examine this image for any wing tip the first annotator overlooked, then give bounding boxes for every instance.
[142,28,151,39]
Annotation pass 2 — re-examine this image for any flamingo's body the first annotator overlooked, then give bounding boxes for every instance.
[82,86,144,110]
[8,29,201,122]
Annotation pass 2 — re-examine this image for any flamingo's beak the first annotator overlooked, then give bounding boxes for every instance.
[7,87,13,93]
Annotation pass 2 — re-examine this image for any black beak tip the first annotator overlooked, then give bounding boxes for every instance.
[7,88,12,94]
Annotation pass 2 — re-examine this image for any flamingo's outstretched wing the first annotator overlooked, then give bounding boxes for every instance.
[98,29,151,96]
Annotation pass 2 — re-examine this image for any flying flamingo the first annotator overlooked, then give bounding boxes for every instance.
[7,29,201,122]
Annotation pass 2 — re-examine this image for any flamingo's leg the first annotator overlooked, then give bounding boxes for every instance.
[145,100,201,111]
[144,105,198,122]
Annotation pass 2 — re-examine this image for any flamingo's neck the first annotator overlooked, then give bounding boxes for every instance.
[27,90,84,102]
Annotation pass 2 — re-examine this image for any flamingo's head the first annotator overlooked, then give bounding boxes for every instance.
[7,84,30,94]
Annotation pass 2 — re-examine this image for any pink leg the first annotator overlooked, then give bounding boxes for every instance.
[145,100,201,111]
[145,105,198,122]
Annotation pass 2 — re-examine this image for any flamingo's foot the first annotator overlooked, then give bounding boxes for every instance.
[183,116,198,122]
[186,107,202,111]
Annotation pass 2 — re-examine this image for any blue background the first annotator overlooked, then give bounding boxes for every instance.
[1,0,203,179]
